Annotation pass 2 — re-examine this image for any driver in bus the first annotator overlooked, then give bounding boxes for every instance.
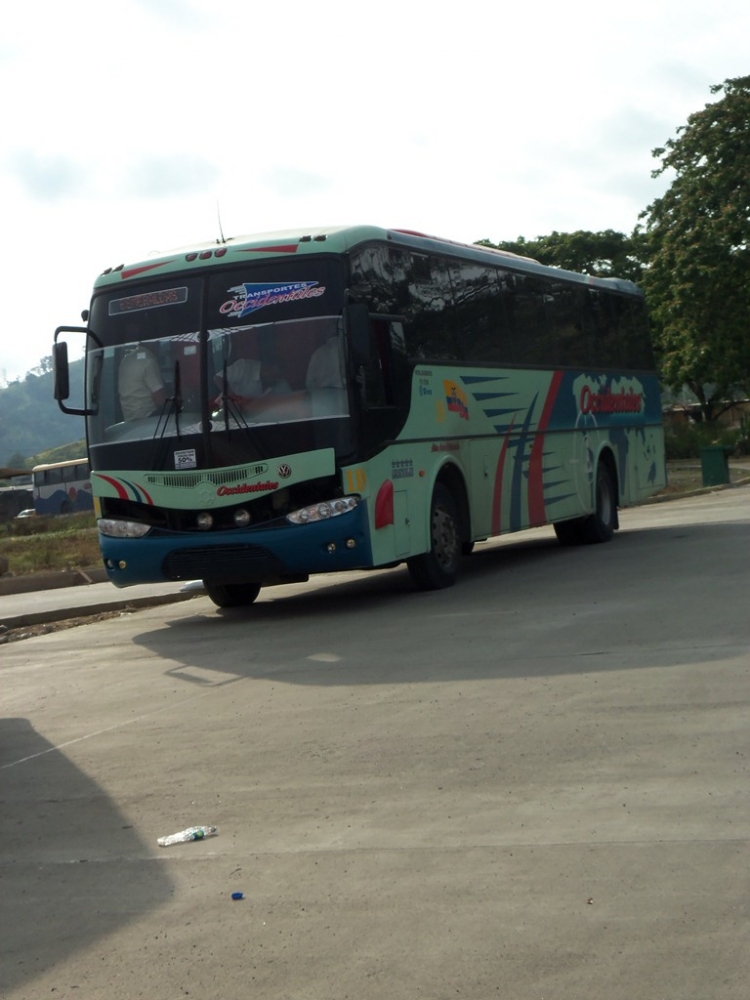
[118,342,169,421]
[306,333,344,390]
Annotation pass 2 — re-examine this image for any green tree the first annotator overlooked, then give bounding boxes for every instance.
[476,230,645,283]
[640,75,750,423]
[5,451,30,470]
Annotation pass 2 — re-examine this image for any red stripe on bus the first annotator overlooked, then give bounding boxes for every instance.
[238,245,299,254]
[121,261,176,280]
[96,474,130,500]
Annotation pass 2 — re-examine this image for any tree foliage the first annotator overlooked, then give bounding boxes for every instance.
[640,75,750,422]
[477,229,646,283]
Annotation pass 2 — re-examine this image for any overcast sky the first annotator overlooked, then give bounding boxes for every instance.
[1,0,748,384]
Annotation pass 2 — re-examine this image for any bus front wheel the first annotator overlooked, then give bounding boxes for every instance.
[407,483,461,591]
[203,581,262,608]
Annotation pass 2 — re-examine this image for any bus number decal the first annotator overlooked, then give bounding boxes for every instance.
[392,460,414,480]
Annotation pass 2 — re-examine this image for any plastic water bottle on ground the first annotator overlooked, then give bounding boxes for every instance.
[157,825,218,847]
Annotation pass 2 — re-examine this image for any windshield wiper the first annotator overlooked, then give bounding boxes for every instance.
[150,360,185,468]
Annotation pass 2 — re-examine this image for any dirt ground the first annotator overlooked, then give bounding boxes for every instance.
[0,609,133,645]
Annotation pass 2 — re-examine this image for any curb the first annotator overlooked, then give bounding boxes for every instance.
[0,566,109,597]
[641,474,750,505]
[2,590,202,632]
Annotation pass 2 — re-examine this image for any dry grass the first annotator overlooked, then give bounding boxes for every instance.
[0,512,100,576]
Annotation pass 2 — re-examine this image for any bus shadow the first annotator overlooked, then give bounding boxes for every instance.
[0,718,174,996]
[132,520,750,687]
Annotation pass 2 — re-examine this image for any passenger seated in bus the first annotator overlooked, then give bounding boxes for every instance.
[306,335,344,390]
[118,344,168,421]
[214,358,291,408]
[305,334,347,417]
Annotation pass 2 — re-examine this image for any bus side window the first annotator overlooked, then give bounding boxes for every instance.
[404,253,457,361]
[587,290,621,368]
[617,296,654,370]
[362,319,388,407]
[361,319,407,408]
[548,283,591,367]
[508,276,552,367]
[449,261,514,365]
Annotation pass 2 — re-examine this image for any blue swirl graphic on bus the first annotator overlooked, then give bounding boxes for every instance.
[220,281,325,319]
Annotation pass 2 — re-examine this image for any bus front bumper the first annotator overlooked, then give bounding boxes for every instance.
[99,504,373,588]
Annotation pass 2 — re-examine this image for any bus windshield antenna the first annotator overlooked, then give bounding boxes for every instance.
[216,202,226,244]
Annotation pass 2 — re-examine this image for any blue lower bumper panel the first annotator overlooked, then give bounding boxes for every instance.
[100,504,372,588]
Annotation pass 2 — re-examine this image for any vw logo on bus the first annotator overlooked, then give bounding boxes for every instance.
[278,464,292,479]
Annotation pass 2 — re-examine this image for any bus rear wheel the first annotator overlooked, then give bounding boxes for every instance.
[203,581,261,608]
[554,517,586,546]
[407,483,461,591]
[554,462,617,546]
[582,462,617,543]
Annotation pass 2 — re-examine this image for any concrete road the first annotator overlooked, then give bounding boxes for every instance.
[1,488,749,1000]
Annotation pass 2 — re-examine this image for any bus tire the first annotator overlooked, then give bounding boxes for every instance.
[407,483,461,591]
[581,462,617,544]
[203,581,261,608]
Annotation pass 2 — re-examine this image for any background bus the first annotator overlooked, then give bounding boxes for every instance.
[32,459,93,516]
[53,224,665,606]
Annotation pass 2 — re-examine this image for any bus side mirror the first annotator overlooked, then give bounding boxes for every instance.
[345,303,371,367]
[53,341,70,401]
[53,325,93,416]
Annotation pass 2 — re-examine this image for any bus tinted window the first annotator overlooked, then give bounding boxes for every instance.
[404,252,456,361]
[617,296,654,370]
[546,282,590,368]
[507,275,554,366]
[449,261,514,365]
[587,289,621,368]
[349,245,390,312]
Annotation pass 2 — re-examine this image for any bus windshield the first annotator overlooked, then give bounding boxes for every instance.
[84,258,350,462]
[87,315,347,445]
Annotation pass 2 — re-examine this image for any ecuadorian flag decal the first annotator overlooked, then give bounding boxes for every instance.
[444,380,469,420]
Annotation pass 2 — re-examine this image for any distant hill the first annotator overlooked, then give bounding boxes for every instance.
[0,357,86,466]
[33,439,88,465]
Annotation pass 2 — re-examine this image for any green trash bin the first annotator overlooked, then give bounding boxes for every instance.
[699,445,730,486]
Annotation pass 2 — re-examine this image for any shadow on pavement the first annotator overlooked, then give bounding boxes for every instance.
[130,519,750,687]
[0,719,174,996]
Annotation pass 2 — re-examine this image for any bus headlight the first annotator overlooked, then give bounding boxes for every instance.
[196,512,213,530]
[233,508,251,527]
[98,518,152,538]
[286,496,359,525]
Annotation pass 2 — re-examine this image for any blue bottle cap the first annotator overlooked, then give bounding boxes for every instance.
[231,892,244,900]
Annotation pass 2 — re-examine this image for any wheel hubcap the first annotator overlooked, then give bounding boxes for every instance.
[432,505,458,570]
